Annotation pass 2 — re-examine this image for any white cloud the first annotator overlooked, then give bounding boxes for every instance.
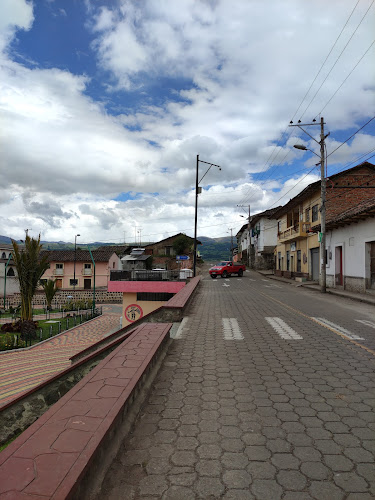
[0,0,374,243]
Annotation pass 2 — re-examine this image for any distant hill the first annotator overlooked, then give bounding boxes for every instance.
[0,234,234,262]
[198,236,233,262]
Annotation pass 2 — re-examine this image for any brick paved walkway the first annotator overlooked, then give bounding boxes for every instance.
[0,304,121,408]
[97,273,375,499]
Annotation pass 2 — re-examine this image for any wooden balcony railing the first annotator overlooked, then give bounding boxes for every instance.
[278,222,311,242]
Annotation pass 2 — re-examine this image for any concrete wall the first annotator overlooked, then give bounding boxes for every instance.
[326,218,375,293]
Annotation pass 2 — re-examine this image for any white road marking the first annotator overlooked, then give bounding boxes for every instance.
[355,319,375,329]
[222,318,244,340]
[173,317,189,339]
[312,317,365,340]
[223,283,230,287]
[262,279,270,282]
[265,317,303,340]
[249,279,256,281]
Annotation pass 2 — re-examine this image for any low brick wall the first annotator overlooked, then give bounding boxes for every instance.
[0,323,172,499]
[6,289,122,307]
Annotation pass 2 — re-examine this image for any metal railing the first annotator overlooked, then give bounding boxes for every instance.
[278,222,311,242]
[110,269,183,281]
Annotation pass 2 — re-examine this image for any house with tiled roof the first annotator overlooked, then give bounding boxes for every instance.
[0,243,20,299]
[40,249,121,290]
[273,162,375,292]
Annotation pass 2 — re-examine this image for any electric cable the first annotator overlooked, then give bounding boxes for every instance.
[327,116,375,158]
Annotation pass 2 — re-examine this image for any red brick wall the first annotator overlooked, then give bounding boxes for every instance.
[325,166,375,222]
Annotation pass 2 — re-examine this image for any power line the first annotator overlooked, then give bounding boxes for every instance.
[300,0,374,120]
[327,115,375,158]
[314,37,375,118]
[297,0,362,121]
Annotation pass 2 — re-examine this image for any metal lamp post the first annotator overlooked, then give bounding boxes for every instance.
[193,154,222,277]
[73,234,80,291]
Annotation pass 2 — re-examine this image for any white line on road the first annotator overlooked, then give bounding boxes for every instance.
[249,279,256,281]
[223,283,230,287]
[355,319,375,329]
[312,317,365,340]
[222,318,244,340]
[262,279,270,282]
[265,317,303,340]
[173,317,189,339]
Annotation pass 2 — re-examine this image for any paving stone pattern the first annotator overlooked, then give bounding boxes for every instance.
[97,273,375,499]
[0,304,121,407]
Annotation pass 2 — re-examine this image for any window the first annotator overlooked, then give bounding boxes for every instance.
[40,279,47,285]
[113,262,115,269]
[277,221,281,234]
[70,279,78,286]
[297,250,301,272]
[286,251,290,271]
[278,252,282,270]
[305,208,310,222]
[312,204,319,222]
[137,292,175,301]
[84,263,91,269]
[7,267,15,276]
[165,246,172,256]
[56,263,63,269]
[1,252,6,259]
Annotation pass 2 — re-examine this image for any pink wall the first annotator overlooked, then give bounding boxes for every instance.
[42,260,114,289]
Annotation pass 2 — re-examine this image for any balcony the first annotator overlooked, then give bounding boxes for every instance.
[110,269,184,282]
[278,222,311,243]
[53,268,64,276]
[83,268,92,276]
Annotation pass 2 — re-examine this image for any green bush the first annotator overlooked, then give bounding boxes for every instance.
[0,333,26,350]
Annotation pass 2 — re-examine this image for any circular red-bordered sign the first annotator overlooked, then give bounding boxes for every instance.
[124,304,143,323]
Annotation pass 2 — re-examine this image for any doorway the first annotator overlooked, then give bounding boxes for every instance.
[311,248,319,281]
[371,242,375,289]
[84,279,91,290]
[335,246,343,286]
[56,279,62,289]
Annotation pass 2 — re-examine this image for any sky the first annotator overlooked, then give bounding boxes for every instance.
[0,0,374,245]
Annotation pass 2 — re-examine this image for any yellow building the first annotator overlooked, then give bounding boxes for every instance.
[273,183,322,281]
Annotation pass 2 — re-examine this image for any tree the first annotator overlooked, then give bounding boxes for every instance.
[12,235,50,338]
[41,279,58,310]
[172,234,191,256]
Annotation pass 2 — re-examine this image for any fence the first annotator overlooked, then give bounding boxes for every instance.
[0,307,102,351]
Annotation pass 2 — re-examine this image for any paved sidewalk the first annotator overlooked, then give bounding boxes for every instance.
[0,304,121,408]
[257,270,375,306]
[97,275,375,499]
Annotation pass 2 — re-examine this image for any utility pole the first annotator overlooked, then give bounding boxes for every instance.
[291,117,328,293]
[228,228,235,259]
[319,117,327,293]
[193,154,222,277]
[237,204,251,267]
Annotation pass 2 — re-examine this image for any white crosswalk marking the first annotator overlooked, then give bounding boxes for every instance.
[355,319,375,329]
[222,318,244,340]
[265,317,303,340]
[173,317,189,339]
[312,318,365,340]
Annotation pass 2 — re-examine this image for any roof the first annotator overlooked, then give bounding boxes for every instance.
[272,162,375,218]
[96,245,131,256]
[144,233,201,247]
[121,255,151,261]
[41,249,117,263]
[326,196,375,228]
[236,224,248,237]
[250,206,283,225]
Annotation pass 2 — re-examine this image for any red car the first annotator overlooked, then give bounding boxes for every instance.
[209,261,246,279]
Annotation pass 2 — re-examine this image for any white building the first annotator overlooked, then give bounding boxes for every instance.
[0,243,20,303]
[325,199,375,293]
[250,207,281,270]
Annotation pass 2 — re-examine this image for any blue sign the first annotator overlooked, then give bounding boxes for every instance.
[176,255,189,260]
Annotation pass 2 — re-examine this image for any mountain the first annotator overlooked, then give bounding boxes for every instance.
[0,234,235,262]
[197,236,233,262]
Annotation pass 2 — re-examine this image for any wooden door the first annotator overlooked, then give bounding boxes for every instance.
[335,246,343,286]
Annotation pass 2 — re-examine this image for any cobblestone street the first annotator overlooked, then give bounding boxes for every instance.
[97,271,375,499]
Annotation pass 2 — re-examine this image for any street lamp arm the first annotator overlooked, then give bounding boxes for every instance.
[199,163,221,184]
[294,125,321,145]
[293,144,321,159]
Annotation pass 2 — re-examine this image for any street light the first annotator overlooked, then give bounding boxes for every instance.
[293,144,320,158]
[74,234,80,291]
[193,154,222,277]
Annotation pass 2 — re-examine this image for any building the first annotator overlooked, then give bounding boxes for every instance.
[250,207,281,270]
[235,224,249,264]
[273,162,375,291]
[0,243,19,300]
[144,233,198,270]
[41,249,121,289]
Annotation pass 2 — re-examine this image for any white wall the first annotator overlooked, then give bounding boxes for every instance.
[326,218,375,290]
[258,217,278,251]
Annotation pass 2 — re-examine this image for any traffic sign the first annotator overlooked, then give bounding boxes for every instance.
[176,255,190,260]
